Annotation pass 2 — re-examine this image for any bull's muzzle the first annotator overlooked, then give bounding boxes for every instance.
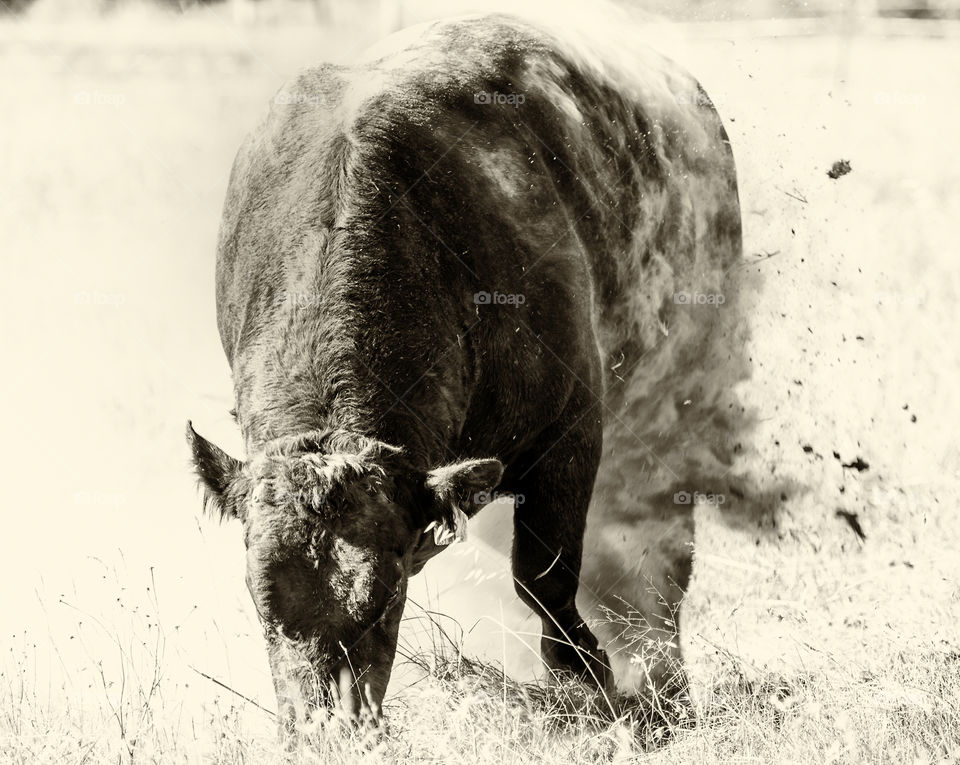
[325,661,384,727]
[271,649,387,740]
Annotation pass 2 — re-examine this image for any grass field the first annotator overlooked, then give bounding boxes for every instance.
[1,1,959,762]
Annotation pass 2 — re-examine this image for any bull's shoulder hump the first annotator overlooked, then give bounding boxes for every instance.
[347,14,721,142]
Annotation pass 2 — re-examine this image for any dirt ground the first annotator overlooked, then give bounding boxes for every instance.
[1,2,958,761]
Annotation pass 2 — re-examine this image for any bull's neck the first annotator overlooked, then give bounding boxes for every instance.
[234,282,471,469]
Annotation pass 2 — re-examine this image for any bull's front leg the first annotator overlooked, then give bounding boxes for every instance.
[506,406,612,693]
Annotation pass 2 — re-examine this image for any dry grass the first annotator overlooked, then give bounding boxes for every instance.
[2,592,958,764]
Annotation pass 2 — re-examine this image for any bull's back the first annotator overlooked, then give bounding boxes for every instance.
[217,14,738,368]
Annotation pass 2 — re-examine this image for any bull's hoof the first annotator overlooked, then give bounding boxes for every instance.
[542,624,615,695]
[581,644,615,695]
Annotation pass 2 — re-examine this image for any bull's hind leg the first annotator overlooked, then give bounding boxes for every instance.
[577,419,694,712]
[506,411,612,691]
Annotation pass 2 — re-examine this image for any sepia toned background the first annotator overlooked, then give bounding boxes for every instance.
[1,0,958,761]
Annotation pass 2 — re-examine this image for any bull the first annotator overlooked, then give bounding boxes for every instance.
[187,12,741,734]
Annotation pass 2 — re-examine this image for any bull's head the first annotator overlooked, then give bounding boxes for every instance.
[185,422,503,733]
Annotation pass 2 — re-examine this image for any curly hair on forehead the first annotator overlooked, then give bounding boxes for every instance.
[247,428,405,522]
[250,451,364,520]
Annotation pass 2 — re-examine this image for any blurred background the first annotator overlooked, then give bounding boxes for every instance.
[1,0,958,759]
[10,0,960,23]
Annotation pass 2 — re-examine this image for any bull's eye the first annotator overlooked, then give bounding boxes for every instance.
[364,480,382,498]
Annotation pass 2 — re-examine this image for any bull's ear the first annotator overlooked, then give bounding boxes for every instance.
[186,421,245,521]
[426,458,504,518]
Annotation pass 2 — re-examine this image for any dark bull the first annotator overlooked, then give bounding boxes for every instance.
[187,12,741,734]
